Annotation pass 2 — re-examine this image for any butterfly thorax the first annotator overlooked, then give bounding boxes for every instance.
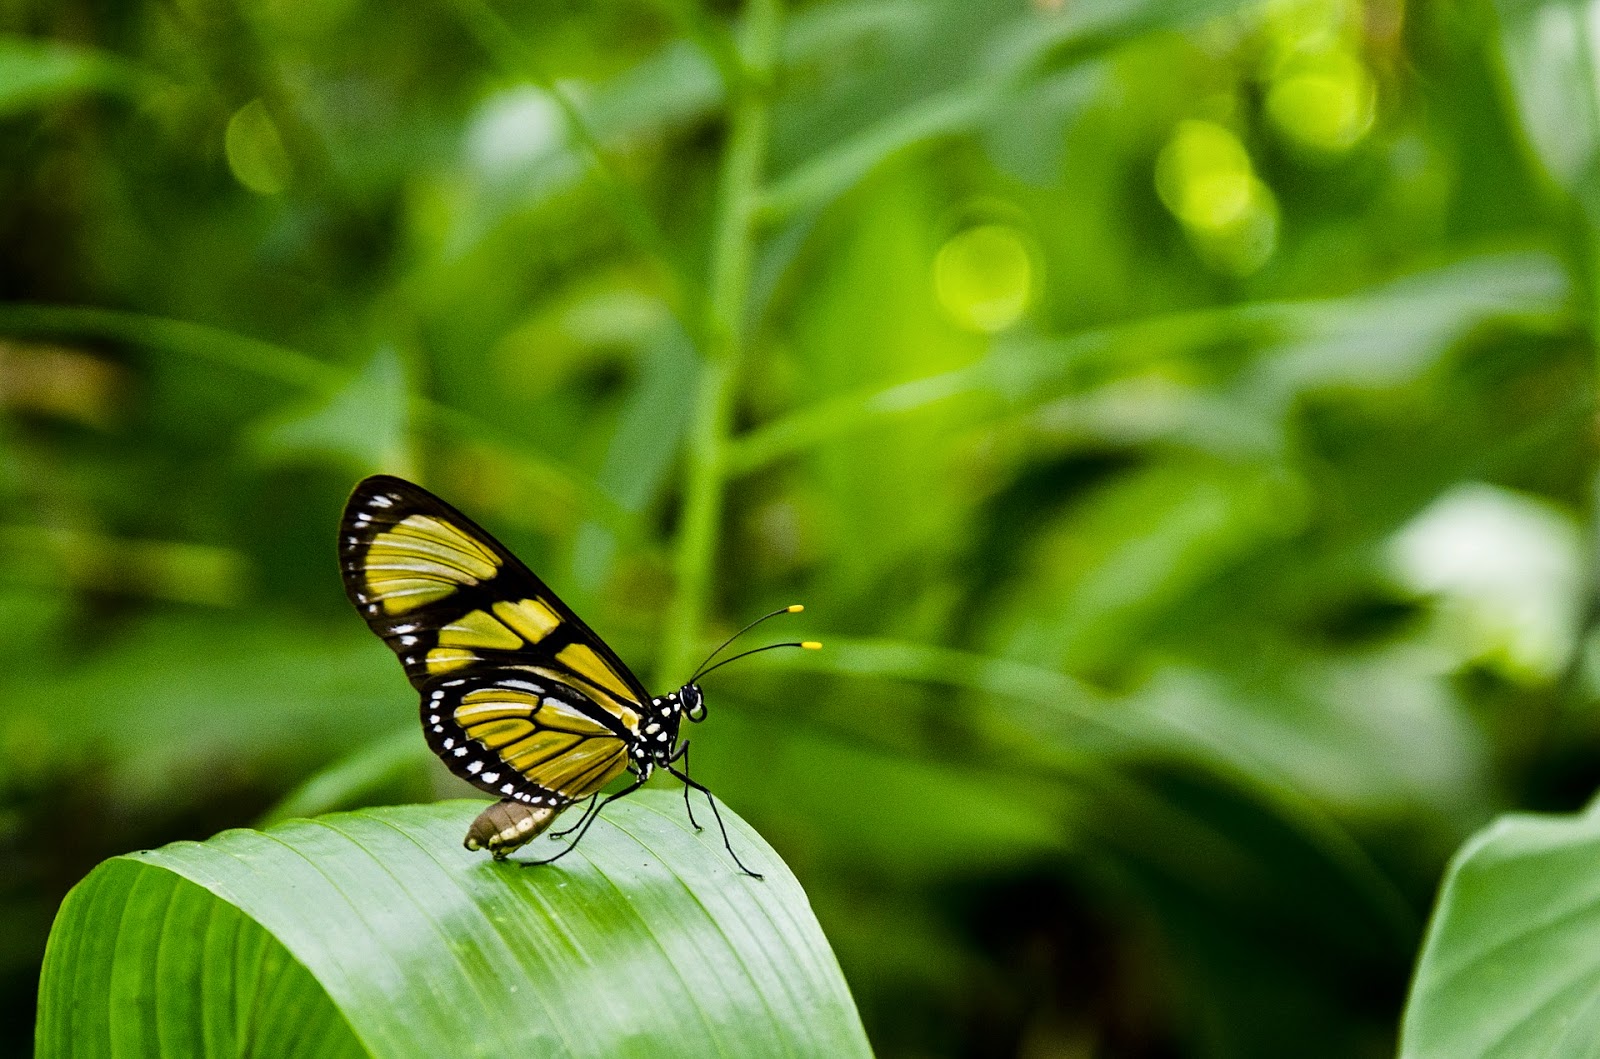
[630,683,702,776]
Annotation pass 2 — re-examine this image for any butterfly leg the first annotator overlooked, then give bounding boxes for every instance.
[520,776,645,868]
[548,793,599,839]
[664,764,763,880]
[669,741,703,831]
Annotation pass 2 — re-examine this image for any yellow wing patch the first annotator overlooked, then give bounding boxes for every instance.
[454,690,539,726]
[557,643,636,702]
[503,730,581,771]
[438,609,522,651]
[524,665,643,733]
[551,742,628,797]
[533,695,618,736]
[363,514,501,614]
[492,598,561,643]
[452,687,629,798]
[453,688,616,738]
[467,717,536,750]
[426,647,479,674]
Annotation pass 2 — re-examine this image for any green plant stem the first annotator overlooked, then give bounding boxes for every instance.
[658,0,781,687]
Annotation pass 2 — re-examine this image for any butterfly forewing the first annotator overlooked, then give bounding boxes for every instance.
[339,475,646,808]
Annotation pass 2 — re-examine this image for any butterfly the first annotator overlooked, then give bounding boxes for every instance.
[338,474,817,876]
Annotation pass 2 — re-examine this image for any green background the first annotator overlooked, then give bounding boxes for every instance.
[4,0,1599,1054]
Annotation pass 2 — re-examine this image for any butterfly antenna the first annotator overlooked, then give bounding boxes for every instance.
[693,641,822,682]
[690,605,806,683]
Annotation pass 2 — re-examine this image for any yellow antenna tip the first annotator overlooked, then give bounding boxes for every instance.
[786,604,805,613]
[801,641,822,650]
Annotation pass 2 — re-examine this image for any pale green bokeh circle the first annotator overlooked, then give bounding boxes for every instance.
[225,99,292,196]
[1154,120,1280,275]
[933,223,1036,333]
[1267,50,1377,153]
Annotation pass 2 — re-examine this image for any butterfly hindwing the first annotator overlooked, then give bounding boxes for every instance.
[339,475,647,804]
[423,672,632,808]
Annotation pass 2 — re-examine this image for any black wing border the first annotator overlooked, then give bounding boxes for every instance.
[338,474,654,707]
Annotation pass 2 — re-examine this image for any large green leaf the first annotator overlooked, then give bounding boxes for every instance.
[37,795,870,1058]
[1399,796,1600,1058]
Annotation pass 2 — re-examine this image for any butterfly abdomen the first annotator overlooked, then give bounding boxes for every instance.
[464,799,559,859]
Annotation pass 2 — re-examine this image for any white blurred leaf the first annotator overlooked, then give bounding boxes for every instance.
[1489,0,1600,194]
[1388,483,1586,683]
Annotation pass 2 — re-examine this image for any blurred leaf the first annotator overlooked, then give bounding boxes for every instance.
[0,304,629,533]
[1486,0,1600,197]
[0,36,131,117]
[0,525,249,606]
[1400,796,1600,1058]
[990,459,1301,674]
[761,0,1254,222]
[569,322,698,590]
[36,796,870,1058]
[777,637,1420,938]
[1128,655,1491,823]
[1388,483,1586,683]
[250,345,413,476]
[1092,767,1412,1059]
[1249,251,1571,403]
[0,618,401,813]
[439,0,941,257]
[733,252,1569,474]
[257,729,434,827]
[0,304,342,392]
[701,700,1070,877]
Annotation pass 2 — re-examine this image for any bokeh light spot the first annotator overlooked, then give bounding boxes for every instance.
[224,99,291,196]
[933,223,1035,333]
[1155,120,1255,230]
[1267,50,1376,154]
[1155,121,1279,275]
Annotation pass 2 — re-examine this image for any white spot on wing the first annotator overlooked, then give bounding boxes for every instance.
[467,760,483,774]
[370,495,394,508]
[483,772,499,784]
[502,783,514,794]
[442,738,454,750]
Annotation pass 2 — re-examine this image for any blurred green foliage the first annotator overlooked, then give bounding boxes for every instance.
[3,0,1598,1055]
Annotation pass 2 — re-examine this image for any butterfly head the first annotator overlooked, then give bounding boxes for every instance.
[649,684,705,727]
[680,683,707,723]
